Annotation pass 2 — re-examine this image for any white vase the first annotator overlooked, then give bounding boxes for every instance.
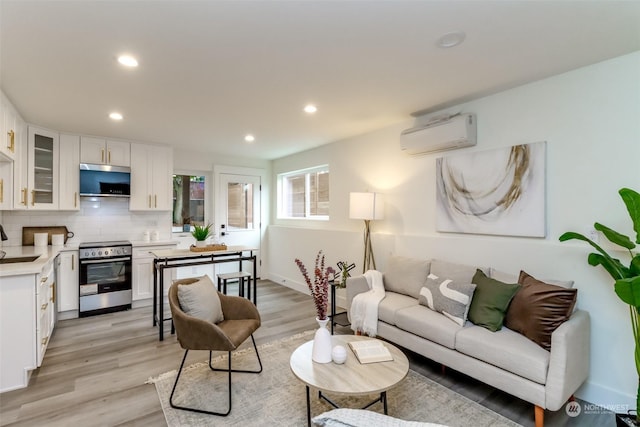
[195,240,206,248]
[312,317,332,363]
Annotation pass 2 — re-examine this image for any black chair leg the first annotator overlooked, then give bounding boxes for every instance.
[169,349,233,416]
[209,334,263,374]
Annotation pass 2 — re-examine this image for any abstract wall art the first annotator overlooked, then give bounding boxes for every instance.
[436,141,546,237]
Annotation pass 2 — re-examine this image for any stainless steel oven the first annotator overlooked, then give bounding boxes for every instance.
[79,241,132,317]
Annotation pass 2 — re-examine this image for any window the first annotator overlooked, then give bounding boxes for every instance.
[173,174,206,232]
[278,166,329,219]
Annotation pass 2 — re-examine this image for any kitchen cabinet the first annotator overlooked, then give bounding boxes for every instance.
[132,244,175,303]
[0,161,11,210]
[56,251,79,316]
[0,259,56,392]
[129,143,172,211]
[59,134,80,210]
[37,259,56,366]
[80,136,130,167]
[0,96,18,161]
[11,116,28,210]
[24,126,59,210]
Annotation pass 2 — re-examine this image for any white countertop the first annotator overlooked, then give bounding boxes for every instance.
[0,244,78,277]
[130,240,178,247]
[150,245,257,259]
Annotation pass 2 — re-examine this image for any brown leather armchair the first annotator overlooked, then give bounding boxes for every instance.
[168,277,263,416]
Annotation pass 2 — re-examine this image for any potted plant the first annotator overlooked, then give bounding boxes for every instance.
[191,223,213,248]
[559,187,640,426]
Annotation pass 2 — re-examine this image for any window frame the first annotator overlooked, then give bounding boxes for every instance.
[171,170,211,233]
[277,165,330,220]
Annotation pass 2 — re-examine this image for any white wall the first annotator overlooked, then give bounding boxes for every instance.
[268,51,640,408]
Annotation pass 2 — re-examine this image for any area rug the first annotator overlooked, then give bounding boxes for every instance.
[147,331,522,427]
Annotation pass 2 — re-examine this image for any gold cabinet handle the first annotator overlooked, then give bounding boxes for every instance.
[154,194,157,208]
[108,150,111,164]
[148,194,151,208]
[21,188,27,205]
[0,178,3,203]
[7,130,14,152]
[72,254,75,270]
[101,149,105,163]
[74,191,78,208]
[31,189,35,206]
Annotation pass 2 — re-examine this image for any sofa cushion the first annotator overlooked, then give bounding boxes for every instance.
[395,304,462,349]
[177,275,224,324]
[468,269,520,332]
[418,274,476,326]
[378,292,419,325]
[384,256,431,299]
[490,268,574,289]
[505,271,578,350]
[455,324,550,384]
[430,259,488,287]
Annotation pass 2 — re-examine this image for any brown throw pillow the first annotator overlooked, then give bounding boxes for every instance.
[504,271,577,350]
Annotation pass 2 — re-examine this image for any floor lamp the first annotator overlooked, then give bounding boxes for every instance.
[349,192,384,273]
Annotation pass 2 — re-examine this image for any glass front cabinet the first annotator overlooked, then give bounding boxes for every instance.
[25,126,59,209]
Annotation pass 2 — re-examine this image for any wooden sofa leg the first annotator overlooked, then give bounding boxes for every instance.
[534,405,544,427]
[441,364,446,375]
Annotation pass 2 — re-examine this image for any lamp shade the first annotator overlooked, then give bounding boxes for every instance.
[349,192,384,220]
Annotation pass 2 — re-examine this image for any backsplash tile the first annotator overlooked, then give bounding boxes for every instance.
[1,198,171,246]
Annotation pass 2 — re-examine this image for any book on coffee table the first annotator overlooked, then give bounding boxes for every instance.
[348,340,394,364]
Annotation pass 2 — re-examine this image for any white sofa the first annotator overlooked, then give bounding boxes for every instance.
[346,257,590,427]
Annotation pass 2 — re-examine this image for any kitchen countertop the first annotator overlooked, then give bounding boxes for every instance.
[150,245,257,259]
[130,240,178,247]
[0,244,79,277]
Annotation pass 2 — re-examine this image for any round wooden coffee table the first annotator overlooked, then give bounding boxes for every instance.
[290,335,409,426]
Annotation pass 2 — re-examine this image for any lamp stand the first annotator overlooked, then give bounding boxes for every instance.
[362,219,376,273]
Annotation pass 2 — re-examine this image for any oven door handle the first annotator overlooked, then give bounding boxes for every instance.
[80,257,132,264]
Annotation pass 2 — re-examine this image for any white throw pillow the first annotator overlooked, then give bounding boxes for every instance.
[176,275,224,324]
[418,273,476,326]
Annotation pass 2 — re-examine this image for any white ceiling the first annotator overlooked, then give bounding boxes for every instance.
[1,1,639,160]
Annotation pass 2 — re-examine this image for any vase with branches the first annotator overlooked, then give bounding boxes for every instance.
[559,187,640,425]
[295,251,335,320]
[295,250,335,363]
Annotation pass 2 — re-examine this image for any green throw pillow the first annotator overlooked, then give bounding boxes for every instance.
[468,269,520,332]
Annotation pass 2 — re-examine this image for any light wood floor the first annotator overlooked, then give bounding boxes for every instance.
[0,281,614,426]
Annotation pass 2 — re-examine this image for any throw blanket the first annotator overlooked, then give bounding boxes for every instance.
[350,270,385,337]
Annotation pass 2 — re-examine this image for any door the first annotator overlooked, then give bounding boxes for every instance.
[214,166,263,277]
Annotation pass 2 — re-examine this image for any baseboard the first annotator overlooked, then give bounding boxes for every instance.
[576,380,636,412]
[268,273,309,295]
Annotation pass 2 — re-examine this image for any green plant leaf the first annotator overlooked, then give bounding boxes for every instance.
[560,231,627,279]
[631,254,640,276]
[588,253,630,280]
[594,222,636,250]
[615,276,640,307]
[620,188,640,245]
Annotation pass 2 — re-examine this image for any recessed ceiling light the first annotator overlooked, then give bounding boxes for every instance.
[437,31,466,48]
[244,134,255,142]
[109,112,123,120]
[117,55,138,67]
[303,104,317,114]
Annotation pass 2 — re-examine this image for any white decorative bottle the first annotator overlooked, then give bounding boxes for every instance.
[312,317,332,363]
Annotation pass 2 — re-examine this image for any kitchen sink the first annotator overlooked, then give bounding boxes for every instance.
[0,255,41,264]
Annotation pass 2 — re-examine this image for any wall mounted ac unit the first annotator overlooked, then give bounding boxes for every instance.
[400,113,476,155]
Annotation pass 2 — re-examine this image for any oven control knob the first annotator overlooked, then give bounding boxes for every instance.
[99,251,103,256]
[91,251,96,256]
[116,249,122,255]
